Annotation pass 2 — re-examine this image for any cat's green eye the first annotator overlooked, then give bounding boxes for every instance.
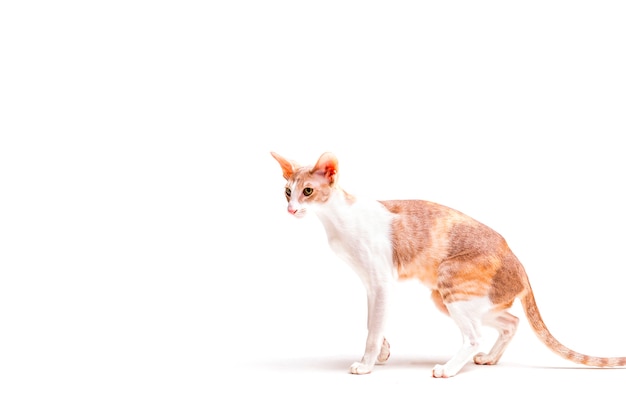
[285,188,291,197]
[303,187,313,197]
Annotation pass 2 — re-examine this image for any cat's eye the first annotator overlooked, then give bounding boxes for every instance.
[303,187,313,197]
[285,188,291,197]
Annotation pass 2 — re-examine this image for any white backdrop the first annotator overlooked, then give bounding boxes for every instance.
[1,1,625,416]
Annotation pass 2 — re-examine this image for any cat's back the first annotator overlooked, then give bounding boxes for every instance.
[380,199,469,229]
[379,199,509,281]
[380,199,497,233]
[385,198,506,243]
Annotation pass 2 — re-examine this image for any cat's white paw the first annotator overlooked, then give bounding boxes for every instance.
[377,338,391,364]
[432,364,454,378]
[473,352,497,365]
[350,361,374,375]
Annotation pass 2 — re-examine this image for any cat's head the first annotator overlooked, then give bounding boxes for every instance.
[270,152,339,218]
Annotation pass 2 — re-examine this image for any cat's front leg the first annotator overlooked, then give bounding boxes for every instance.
[350,338,391,374]
[350,284,390,375]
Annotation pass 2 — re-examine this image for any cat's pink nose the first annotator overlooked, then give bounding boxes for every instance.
[288,207,298,215]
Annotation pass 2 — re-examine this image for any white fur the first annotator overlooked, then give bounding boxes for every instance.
[312,193,395,279]
[309,192,397,374]
[474,309,519,366]
[432,296,492,377]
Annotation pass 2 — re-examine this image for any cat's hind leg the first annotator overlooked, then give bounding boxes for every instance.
[432,297,490,378]
[473,309,519,365]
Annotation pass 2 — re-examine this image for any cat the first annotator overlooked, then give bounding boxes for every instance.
[271,151,626,377]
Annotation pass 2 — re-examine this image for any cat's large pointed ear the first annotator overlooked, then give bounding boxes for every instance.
[312,152,339,185]
[271,152,299,180]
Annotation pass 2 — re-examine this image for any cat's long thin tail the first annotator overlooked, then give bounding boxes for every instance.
[521,289,626,367]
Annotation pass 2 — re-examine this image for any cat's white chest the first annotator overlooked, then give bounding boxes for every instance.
[314,197,395,281]
[327,233,355,264]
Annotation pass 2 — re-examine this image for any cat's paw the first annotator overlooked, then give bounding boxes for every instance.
[432,364,454,378]
[376,338,391,364]
[473,352,497,365]
[350,361,374,375]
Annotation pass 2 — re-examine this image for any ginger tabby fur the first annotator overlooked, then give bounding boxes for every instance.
[271,151,626,377]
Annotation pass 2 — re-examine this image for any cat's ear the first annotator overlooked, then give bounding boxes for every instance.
[271,152,299,180]
[312,152,339,185]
